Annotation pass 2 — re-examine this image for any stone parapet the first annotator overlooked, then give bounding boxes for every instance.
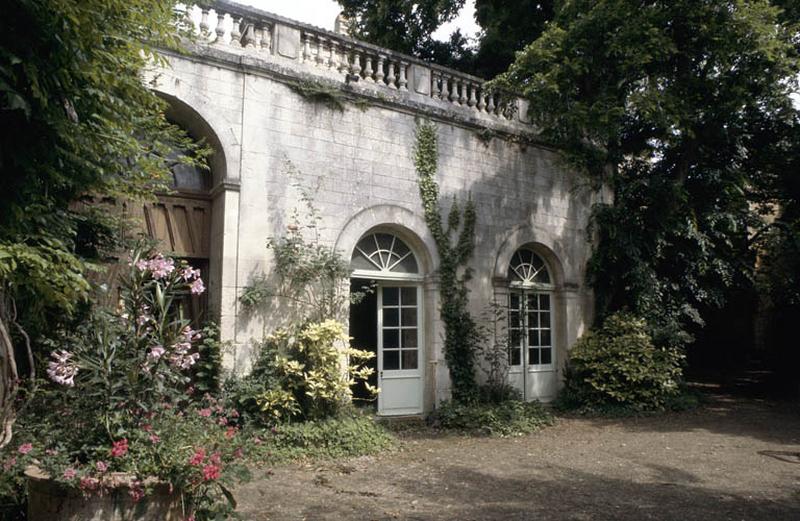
[182,1,532,133]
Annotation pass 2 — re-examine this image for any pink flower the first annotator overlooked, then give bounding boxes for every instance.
[135,259,148,271]
[209,452,222,466]
[198,408,212,417]
[96,461,108,473]
[225,427,237,439]
[141,424,153,432]
[3,457,17,471]
[147,345,165,361]
[190,278,205,295]
[147,254,175,279]
[201,463,221,481]
[181,267,201,281]
[18,443,33,455]
[79,477,100,492]
[149,434,161,444]
[63,468,77,480]
[233,448,244,459]
[110,439,129,458]
[128,481,145,502]
[189,448,206,466]
[218,417,228,426]
[47,350,78,387]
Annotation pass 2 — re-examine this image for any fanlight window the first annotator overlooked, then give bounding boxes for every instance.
[508,249,551,285]
[351,233,418,274]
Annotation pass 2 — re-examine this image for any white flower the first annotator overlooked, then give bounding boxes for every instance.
[46,350,78,387]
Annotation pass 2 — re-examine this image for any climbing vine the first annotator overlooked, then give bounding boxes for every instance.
[415,121,479,402]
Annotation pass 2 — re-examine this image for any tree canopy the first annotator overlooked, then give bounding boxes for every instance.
[492,0,800,345]
[337,0,555,78]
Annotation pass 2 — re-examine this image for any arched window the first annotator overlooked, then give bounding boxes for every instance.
[507,248,554,370]
[349,231,425,415]
[350,232,419,275]
[508,249,551,286]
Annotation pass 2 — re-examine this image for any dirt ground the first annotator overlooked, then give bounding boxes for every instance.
[236,390,800,520]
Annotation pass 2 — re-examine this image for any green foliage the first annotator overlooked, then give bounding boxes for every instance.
[287,80,347,112]
[238,172,376,424]
[492,0,800,347]
[430,398,554,436]
[262,321,376,421]
[338,0,466,61]
[471,0,554,78]
[415,121,479,402]
[561,313,684,411]
[473,301,517,403]
[0,0,204,346]
[241,164,352,323]
[248,414,395,463]
[191,322,226,394]
[0,247,250,519]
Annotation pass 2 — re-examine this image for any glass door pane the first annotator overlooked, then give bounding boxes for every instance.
[381,286,418,370]
[508,292,523,366]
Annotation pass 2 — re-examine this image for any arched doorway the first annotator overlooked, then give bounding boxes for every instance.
[349,232,424,416]
[506,247,557,401]
[141,157,211,326]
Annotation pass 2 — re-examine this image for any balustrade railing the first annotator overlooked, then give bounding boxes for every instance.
[184,1,524,124]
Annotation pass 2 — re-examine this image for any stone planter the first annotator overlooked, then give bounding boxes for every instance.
[26,467,184,521]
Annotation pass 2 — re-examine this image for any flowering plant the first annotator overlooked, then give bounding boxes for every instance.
[0,246,250,520]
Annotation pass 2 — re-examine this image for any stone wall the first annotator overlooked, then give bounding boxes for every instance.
[147,2,602,409]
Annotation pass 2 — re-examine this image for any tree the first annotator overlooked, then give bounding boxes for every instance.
[492,0,800,348]
[336,0,555,78]
[471,0,554,78]
[0,0,201,447]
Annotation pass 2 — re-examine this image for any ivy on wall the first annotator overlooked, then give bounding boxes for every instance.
[415,120,479,402]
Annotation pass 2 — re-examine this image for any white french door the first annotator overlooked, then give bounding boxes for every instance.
[507,289,558,401]
[377,285,423,415]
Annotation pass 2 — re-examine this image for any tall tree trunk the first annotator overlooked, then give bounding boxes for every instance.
[0,313,18,449]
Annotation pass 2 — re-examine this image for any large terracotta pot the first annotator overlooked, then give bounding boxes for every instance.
[26,467,184,521]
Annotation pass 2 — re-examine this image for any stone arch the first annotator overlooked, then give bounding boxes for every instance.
[142,90,239,327]
[335,205,439,276]
[491,225,573,402]
[154,92,229,187]
[493,225,568,289]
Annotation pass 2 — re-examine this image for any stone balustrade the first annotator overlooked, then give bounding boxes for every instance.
[184,1,526,124]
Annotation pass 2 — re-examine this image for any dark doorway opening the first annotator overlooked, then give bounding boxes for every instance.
[350,278,378,404]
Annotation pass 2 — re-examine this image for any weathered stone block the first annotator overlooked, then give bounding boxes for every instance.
[410,64,431,95]
[275,24,300,59]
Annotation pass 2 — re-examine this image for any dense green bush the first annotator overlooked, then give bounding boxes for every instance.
[561,313,684,411]
[248,415,394,463]
[224,321,376,425]
[430,399,554,436]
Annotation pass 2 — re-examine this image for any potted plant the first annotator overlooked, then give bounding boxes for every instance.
[1,246,250,521]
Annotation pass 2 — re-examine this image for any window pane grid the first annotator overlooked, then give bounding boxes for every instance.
[509,289,553,368]
[382,286,419,370]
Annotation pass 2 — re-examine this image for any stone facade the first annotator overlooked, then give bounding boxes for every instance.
[147,1,603,414]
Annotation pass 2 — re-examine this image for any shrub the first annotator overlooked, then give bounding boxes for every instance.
[248,414,394,463]
[430,399,554,436]
[562,312,684,411]
[0,247,252,520]
[224,321,376,425]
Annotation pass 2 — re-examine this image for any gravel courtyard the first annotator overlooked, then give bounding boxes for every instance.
[237,391,800,520]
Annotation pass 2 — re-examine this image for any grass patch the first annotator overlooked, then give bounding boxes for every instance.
[247,414,395,464]
[429,399,555,437]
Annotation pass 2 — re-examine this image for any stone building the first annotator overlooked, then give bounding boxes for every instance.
[146,0,602,416]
